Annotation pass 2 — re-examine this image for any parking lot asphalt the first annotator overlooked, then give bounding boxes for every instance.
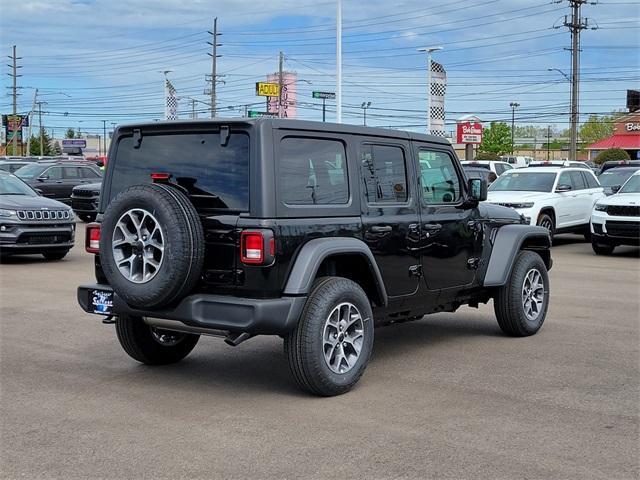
[1,227,638,480]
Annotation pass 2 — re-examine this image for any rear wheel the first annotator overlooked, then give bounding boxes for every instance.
[591,239,615,255]
[115,315,199,365]
[494,251,549,337]
[284,277,374,396]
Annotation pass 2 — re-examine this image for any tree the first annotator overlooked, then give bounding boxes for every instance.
[579,110,626,146]
[29,128,54,156]
[65,128,76,139]
[594,148,630,165]
[478,122,512,155]
[51,140,62,155]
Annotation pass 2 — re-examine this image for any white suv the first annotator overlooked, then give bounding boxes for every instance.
[460,160,513,176]
[487,166,604,239]
[590,170,640,254]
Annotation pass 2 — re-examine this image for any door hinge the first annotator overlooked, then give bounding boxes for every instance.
[409,265,423,278]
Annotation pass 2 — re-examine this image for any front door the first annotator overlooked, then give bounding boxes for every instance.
[359,141,421,297]
[416,145,481,290]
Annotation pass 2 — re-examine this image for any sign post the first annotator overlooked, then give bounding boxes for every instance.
[312,91,336,122]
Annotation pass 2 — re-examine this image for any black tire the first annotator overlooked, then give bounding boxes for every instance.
[79,213,97,223]
[100,183,204,309]
[583,227,591,242]
[494,250,549,337]
[115,315,199,365]
[536,213,555,242]
[591,239,615,255]
[42,249,69,261]
[284,277,374,397]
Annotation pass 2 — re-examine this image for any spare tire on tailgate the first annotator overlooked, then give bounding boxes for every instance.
[100,183,204,309]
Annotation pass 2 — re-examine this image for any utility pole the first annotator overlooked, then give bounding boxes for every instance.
[563,0,591,161]
[336,0,342,123]
[191,99,197,119]
[206,18,223,118]
[102,120,107,155]
[36,100,47,156]
[361,102,371,126]
[510,102,520,154]
[26,89,38,156]
[8,45,22,155]
[278,51,284,118]
[547,125,551,161]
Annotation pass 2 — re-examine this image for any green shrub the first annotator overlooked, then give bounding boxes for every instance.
[475,151,501,161]
[595,148,630,165]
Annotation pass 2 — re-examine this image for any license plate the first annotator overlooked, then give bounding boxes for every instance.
[89,289,114,315]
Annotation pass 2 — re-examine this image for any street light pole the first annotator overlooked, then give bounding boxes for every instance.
[361,102,371,126]
[417,46,443,135]
[510,102,520,154]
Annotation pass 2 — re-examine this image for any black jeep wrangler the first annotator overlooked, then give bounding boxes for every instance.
[78,119,552,396]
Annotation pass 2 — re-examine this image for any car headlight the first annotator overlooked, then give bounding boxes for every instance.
[0,209,17,218]
[594,203,608,212]
[68,209,75,220]
[508,202,534,209]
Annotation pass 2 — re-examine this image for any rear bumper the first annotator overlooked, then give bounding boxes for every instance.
[77,283,307,335]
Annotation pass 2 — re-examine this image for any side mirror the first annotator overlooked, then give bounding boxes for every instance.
[34,188,43,195]
[37,174,48,181]
[555,184,572,192]
[611,185,621,194]
[468,178,487,203]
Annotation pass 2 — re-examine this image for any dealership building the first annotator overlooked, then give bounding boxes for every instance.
[586,112,640,161]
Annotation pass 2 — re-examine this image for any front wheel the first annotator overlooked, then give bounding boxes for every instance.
[284,277,374,396]
[536,213,555,242]
[494,251,549,337]
[115,315,199,365]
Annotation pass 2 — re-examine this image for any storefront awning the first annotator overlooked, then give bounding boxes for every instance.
[587,134,640,150]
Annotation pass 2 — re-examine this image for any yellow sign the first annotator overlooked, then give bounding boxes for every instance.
[255,82,280,97]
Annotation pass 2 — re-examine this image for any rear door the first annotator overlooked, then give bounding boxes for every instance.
[38,166,65,199]
[568,170,593,224]
[359,140,421,297]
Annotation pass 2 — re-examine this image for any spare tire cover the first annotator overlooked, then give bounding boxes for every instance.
[100,183,204,309]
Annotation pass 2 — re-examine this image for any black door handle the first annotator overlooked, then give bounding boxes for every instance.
[371,225,392,233]
[423,224,442,232]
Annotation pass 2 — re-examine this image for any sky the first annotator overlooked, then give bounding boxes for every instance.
[1,0,639,139]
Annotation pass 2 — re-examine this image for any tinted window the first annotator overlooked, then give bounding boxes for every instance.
[489,172,556,192]
[279,137,348,205]
[45,167,63,180]
[112,132,249,210]
[63,167,80,179]
[14,163,46,179]
[569,171,586,190]
[362,144,408,203]
[418,149,461,204]
[0,174,37,196]
[582,171,599,189]
[81,167,100,179]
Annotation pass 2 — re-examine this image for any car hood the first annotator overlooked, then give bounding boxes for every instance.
[478,202,524,222]
[486,191,551,204]
[0,195,71,210]
[596,193,640,206]
[73,182,102,192]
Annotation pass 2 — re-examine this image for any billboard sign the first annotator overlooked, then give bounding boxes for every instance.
[62,139,87,148]
[255,82,280,97]
[312,91,335,100]
[2,114,28,129]
[266,72,297,118]
[456,121,483,144]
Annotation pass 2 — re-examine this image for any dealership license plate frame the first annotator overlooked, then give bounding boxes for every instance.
[89,288,114,315]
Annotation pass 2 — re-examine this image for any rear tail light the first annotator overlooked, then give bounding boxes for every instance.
[240,230,275,265]
[85,223,101,254]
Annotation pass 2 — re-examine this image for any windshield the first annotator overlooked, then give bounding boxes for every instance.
[0,174,37,196]
[488,172,556,192]
[619,175,640,193]
[14,163,45,179]
[598,169,637,187]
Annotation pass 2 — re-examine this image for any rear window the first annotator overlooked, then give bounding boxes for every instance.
[111,132,249,210]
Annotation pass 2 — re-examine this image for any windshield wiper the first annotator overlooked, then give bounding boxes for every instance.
[1,192,28,195]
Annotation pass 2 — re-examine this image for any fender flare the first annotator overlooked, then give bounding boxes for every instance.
[283,237,388,307]
[483,225,552,287]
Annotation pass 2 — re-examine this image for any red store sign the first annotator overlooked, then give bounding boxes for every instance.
[456,121,483,144]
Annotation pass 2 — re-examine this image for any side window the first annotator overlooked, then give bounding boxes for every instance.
[63,167,80,179]
[418,149,462,204]
[583,171,599,189]
[280,137,348,205]
[361,144,408,203]
[558,172,571,188]
[45,167,63,180]
[495,164,505,175]
[569,171,586,190]
[81,167,100,179]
